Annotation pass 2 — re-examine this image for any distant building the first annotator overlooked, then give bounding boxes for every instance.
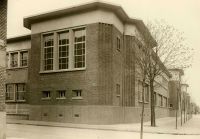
[0,0,7,138]
[168,69,184,117]
[6,2,171,124]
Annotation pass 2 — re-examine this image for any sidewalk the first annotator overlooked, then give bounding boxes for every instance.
[7,115,200,135]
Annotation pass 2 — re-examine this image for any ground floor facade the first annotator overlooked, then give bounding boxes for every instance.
[6,104,170,124]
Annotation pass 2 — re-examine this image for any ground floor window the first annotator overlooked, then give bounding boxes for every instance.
[42,91,51,99]
[6,83,26,102]
[57,90,66,99]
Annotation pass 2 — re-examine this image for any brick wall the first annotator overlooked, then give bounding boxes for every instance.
[0,0,7,138]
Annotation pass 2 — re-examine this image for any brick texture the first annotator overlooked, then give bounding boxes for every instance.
[0,0,7,112]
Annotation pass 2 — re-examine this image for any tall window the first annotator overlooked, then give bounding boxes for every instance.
[138,81,143,102]
[144,85,149,102]
[74,28,86,68]
[116,84,120,96]
[16,83,26,101]
[43,34,54,71]
[158,94,162,107]
[20,51,28,67]
[6,84,15,101]
[117,37,121,51]
[154,92,157,106]
[10,52,18,68]
[58,32,69,69]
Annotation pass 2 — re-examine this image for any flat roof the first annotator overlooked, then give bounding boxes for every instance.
[23,2,157,47]
[7,34,31,43]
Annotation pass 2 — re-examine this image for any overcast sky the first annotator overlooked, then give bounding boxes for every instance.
[7,0,200,105]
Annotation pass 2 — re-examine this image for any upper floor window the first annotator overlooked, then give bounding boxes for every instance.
[58,31,69,70]
[20,51,28,67]
[10,52,18,67]
[7,51,28,69]
[43,34,54,71]
[41,27,86,72]
[74,28,86,68]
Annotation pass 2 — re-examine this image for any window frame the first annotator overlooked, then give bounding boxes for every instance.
[41,91,51,100]
[72,90,83,100]
[7,50,29,69]
[56,90,66,99]
[6,83,26,102]
[40,26,86,74]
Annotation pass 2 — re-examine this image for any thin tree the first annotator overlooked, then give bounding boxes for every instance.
[134,36,152,139]
[137,20,193,127]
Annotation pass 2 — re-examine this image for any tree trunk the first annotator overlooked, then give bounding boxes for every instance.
[140,81,145,139]
[150,80,156,127]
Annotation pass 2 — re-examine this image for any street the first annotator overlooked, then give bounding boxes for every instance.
[7,115,200,139]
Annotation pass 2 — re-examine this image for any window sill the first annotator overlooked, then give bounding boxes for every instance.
[16,100,26,102]
[6,100,15,103]
[6,66,28,70]
[72,97,83,100]
[41,98,51,100]
[56,97,66,100]
[138,101,149,104]
[40,67,86,74]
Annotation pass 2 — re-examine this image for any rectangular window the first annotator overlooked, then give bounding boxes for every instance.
[72,90,82,97]
[74,28,86,68]
[158,94,162,107]
[20,51,28,67]
[43,34,54,71]
[42,91,51,99]
[10,52,18,68]
[16,83,26,101]
[144,85,149,103]
[117,37,121,51]
[138,81,143,102]
[154,92,157,106]
[58,31,69,69]
[6,84,15,101]
[116,84,120,96]
[57,90,66,99]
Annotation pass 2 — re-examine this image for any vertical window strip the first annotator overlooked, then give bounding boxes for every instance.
[43,34,54,71]
[58,31,69,69]
[20,51,28,67]
[74,28,86,68]
[10,52,18,68]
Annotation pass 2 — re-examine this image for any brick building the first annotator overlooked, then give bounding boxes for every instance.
[6,2,171,124]
[168,69,184,117]
[0,0,7,138]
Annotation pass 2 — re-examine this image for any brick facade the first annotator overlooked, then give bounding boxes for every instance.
[6,2,171,124]
[0,0,7,138]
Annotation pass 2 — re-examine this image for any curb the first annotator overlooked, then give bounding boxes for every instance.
[7,120,200,136]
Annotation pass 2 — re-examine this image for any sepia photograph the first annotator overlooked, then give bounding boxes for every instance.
[0,0,200,139]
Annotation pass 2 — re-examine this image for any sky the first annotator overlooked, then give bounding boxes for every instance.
[7,0,200,105]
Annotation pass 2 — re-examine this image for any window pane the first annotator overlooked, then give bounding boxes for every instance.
[74,28,86,68]
[43,34,54,71]
[10,52,18,67]
[58,32,69,70]
[6,84,15,101]
[20,51,28,67]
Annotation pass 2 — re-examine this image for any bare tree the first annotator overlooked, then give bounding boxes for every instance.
[136,20,193,127]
